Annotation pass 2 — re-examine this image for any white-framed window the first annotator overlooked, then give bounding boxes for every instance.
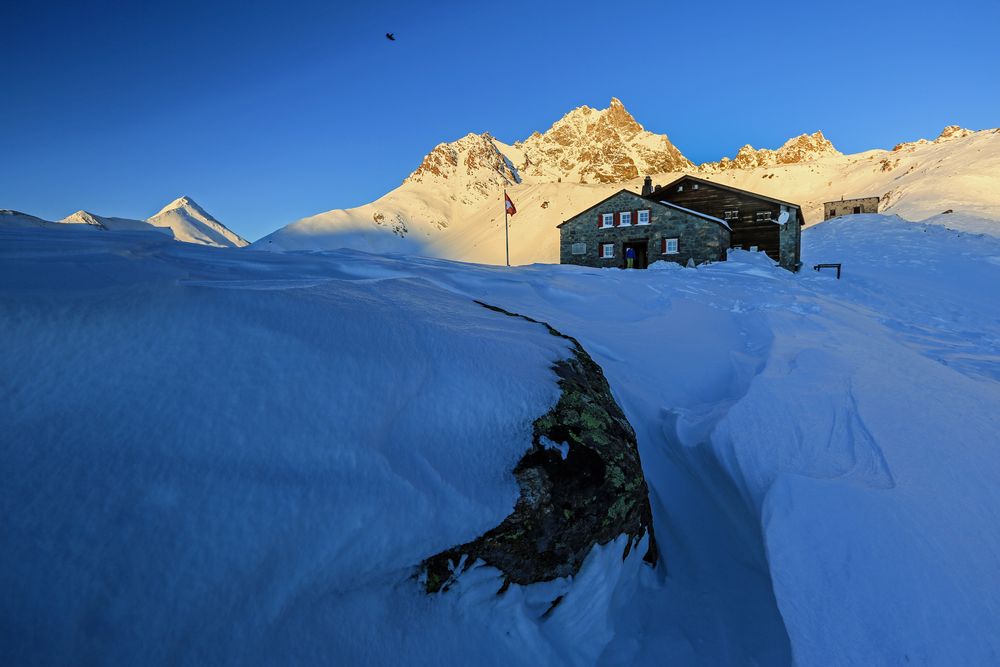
[601,243,615,259]
[571,242,587,255]
[601,213,614,228]
[619,211,632,226]
[724,209,740,221]
[637,209,650,225]
[677,185,684,192]
[692,183,699,190]
[755,211,772,223]
[662,238,678,255]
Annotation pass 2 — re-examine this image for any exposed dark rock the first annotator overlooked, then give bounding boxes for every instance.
[422,302,657,594]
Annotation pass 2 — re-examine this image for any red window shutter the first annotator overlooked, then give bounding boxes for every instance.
[614,212,620,227]
[661,238,667,254]
[633,209,639,224]
[597,213,602,229]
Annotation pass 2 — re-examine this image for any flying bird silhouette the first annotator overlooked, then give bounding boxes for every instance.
[385,32,396,41]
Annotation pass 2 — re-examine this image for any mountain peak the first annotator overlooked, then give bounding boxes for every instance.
[515,97,690,183]
[158,196,200,215]
[61,210,105,228]
[704,130,840,171]
[937,125,975,142]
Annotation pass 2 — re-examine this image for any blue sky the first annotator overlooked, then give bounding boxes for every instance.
[2,0,997,241]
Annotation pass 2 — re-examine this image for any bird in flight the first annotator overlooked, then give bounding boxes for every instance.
[385,32,396,41]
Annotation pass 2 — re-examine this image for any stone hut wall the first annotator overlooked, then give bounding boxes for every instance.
[559,191,730,269]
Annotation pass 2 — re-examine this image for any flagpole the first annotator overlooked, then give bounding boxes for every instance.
[504,190,510,267]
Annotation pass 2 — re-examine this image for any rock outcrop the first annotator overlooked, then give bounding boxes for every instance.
[423,302,657,594]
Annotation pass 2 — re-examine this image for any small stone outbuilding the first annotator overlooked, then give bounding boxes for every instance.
[824,196,880,220]
[557,189,730,269]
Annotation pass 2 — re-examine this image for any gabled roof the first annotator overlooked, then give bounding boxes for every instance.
[647,174,803,212]
[557,188,731,231]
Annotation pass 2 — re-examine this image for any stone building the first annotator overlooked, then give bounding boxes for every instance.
[644,175,803,271]
[557,189,730,269]
[824,196,880,220]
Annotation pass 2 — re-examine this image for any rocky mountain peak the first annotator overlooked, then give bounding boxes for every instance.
[703,131,841,171]
[936,125,975,142]
[516,98,691,183]
[405,132,520,203]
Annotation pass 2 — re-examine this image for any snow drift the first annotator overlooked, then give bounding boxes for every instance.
[2,211,1000,665]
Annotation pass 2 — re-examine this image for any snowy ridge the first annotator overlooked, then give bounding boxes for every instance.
[61,210,171,234]
[257,98,1000,262]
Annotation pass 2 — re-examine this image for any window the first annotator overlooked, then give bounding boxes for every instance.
[692,183,699,190]
[749,245,758,252]
[755,211,772,223]
[637,209,650,225]
[601,213,614,228]
[724,209,740,221]
[571,242,587,255]
[662,238,678,255]
[853,206,862,214]
[601,243,615,259]
[677,185,684,192]
[619,211,632,226]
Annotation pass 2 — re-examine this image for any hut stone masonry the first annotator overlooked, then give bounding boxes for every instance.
[824,196,880,220]
[558,190,730,269]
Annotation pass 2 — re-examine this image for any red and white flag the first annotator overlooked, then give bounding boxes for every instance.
[504,191,517,216]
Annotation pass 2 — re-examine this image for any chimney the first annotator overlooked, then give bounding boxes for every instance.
[641,175,652,196]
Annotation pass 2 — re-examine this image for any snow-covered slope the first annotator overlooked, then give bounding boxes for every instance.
[256,99,1000,262]
[0,209,64,229]
[3,213,1000,664]
[60,210,172,235]
[146,196,248,247]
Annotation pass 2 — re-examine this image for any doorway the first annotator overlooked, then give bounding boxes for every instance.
[622,241,649,269]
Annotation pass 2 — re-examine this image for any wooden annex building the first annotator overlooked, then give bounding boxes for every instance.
[644,175,803,271]
[558,175,804,272]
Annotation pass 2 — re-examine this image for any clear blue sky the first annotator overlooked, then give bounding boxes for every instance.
[2,0,997,241]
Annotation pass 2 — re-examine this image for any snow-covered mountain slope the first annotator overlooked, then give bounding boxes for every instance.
[145,196,248,247]
[60,209,172,234]
[3,214,1000,664]
[1,197,247,247]
[256,100,1000,263]
[0,209,64,229]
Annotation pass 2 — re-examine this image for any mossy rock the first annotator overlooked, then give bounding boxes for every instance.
[422,302,657,593]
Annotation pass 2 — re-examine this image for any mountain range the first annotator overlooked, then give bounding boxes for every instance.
[5,99,998,261]
[255,99,1000,263]
[1,196,248,248]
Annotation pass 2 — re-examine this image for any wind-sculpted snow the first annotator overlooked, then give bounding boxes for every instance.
[2,213,1000,664]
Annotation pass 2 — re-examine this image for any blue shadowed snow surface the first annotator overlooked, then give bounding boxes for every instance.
[2,213,1000,665]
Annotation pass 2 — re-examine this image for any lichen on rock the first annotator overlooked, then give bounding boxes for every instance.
[422,302,657,594]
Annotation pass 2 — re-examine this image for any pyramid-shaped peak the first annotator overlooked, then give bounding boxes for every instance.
[156,196,209,217]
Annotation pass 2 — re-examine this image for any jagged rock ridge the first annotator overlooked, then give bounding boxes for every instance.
[515,98,693,183]
[702,131,842,171]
